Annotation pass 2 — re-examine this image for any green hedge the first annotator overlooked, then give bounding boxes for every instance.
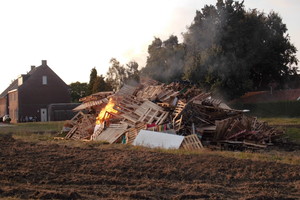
[231,101,300,118]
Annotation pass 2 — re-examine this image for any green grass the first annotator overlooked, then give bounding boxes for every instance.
[285,127,300,144]
[258,117,300,144]
[259,117,300,126]
[0,121,65,142]
[232,101,300,117]
[0,121,64,135]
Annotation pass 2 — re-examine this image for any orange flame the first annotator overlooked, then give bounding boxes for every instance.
[96,98,118,124]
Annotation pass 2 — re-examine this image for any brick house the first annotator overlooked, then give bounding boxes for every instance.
[0,60,71,123]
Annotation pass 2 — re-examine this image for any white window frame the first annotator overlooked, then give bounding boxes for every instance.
[42,76,47,85]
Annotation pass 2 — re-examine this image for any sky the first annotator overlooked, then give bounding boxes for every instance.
[0,0,299,93]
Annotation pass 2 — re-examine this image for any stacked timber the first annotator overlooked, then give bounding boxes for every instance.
[65,80,284,150]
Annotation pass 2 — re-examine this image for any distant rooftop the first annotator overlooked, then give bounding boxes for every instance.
[234,89,300,104]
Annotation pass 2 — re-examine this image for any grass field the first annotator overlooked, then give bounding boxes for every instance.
[0,121,64,143]
[1,119,299,165]
[259,117,300,144]
[0,121,64,135]
[259,117,300,126]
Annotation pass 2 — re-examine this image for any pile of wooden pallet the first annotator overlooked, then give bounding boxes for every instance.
[65,80,284,150]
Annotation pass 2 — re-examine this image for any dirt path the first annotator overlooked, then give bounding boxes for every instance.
[0,134,299,199]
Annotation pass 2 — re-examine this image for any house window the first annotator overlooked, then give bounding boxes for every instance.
[42,76,47,85]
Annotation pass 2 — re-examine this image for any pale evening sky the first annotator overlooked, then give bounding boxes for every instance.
[0,0,299,93]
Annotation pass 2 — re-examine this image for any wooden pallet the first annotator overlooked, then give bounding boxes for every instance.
[115,84,137,96]
[181,134,203,150]
[113,95,143,114]
[121,100,169,125]
[173,115,183,131]
[73,98,108,111]
[65,113,95,140]
[94,122,128,143]
[68,111,84,126]
[136,85,164,100]
[124,122,146,144]
[79,91,114,102]
[65,126,78,139]
[157,89,179,102]
[173,100,186,117]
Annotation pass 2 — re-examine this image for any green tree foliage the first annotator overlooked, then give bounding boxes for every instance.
[142,0,298,100]
[92,75,113,93]
[107,58,140,90]
[106,58,126,90]
[87,67,98,95]
[141,35,185,83]
[126,61,140,83]
[69,82,88,102]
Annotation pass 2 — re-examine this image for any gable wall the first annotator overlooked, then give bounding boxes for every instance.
[8,90,18,123]
[0,97,7,117]
[18,65,70,121]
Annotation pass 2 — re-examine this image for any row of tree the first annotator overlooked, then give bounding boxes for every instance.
[70,0,298,102]
[70,58,140,102]
[141,0,298,99]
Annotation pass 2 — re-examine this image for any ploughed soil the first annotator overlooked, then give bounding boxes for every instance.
[0,134,299,200]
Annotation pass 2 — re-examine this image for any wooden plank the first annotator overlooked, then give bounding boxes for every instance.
[173,115,183,131]
[181,134,203,150]
[136,85,164,100]
[120,100,168,125]
[73,98,108,111]
[156,111,169,125]
[148,110,159,122]
[121,113,139,124]
[65,126,78,139]
[115,84,137,96]
[189,92,211,104]
[138,108,152,122]
[68,111,84,125]
[124,122,146,144]
[94,123,128,143]
[196,125,216,132]
[79,91,114,103]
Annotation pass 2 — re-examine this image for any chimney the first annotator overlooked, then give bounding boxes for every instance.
[42,60,47,66]
[31,65,35,71]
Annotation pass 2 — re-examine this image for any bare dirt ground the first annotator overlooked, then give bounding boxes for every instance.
[0,134,299,200]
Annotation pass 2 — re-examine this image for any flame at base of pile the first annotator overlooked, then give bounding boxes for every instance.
[95,98,118,125]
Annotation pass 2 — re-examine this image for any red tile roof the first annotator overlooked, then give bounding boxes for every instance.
[235,89,300,103]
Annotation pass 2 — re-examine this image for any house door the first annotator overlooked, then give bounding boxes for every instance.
[41,108,47,122]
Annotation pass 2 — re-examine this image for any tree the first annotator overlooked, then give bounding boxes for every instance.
[92,75,113,93]
[139,0,298,100]
[182,0,298,99]
[249,11,298,89]
[141,35,185,83]
[106,58,140,90]
[69,82,88,102]
[106,58,126,90]
[126,61,140,83]
[87,67,98,95]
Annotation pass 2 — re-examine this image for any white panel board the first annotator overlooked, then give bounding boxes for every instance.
[133,130,184,149]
